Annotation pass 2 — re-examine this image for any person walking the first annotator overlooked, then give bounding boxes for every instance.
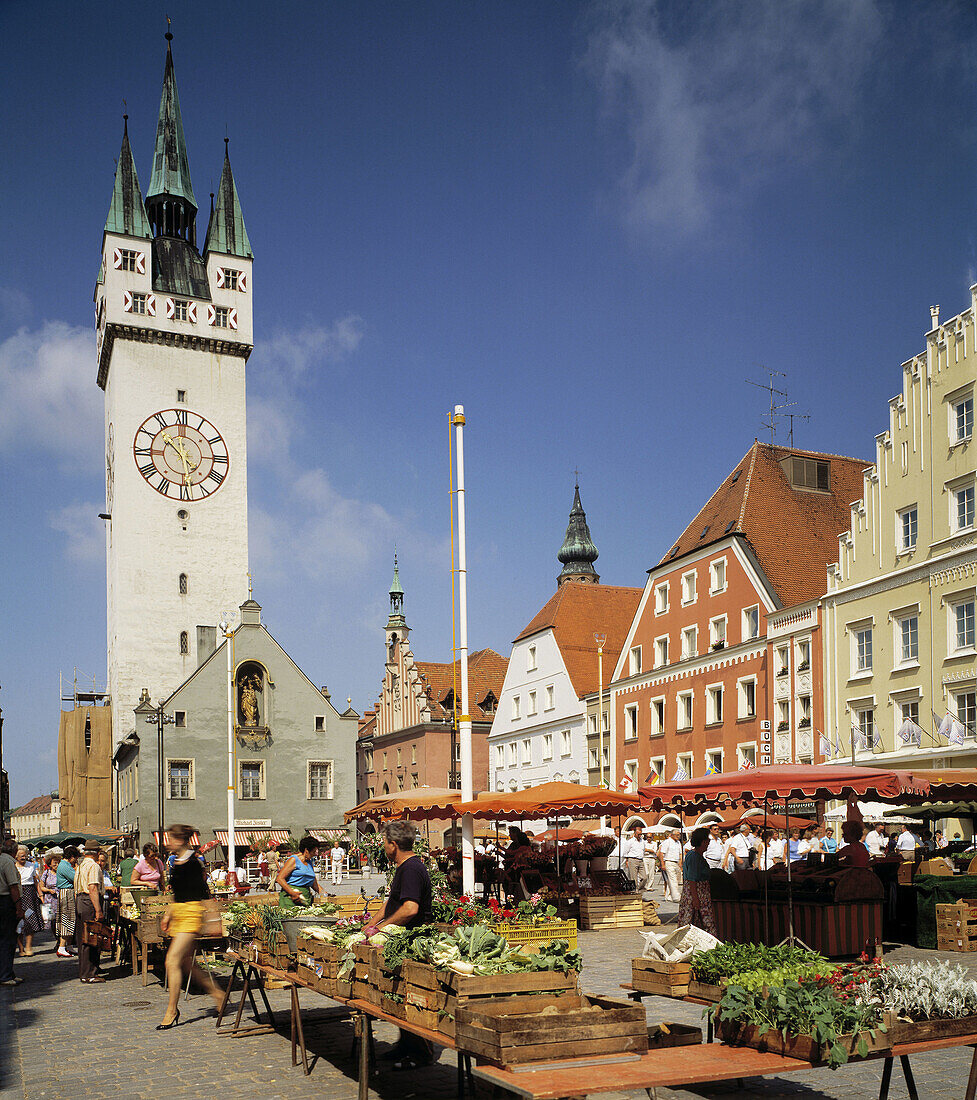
[329,843,345,886]
[74,841,105,983]
[276,837,323,907]
[677,828,718,936]
[55,846,78,957]
[157,824,224,1029]
[265,844,281,891]
[622,826,646,891]
[39,853,59,938]
[658,829,683,903]
[0,839,23,986]
[14,846,41,956]
[643,832,659,887]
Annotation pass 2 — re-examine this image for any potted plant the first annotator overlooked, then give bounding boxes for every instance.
[581,834,615,873]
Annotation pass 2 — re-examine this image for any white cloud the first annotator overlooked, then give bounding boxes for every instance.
[585,0,884,235]
[261,315,364,381]
[0,321,99,465]
[50,501,105,564]
[0,287,32,326]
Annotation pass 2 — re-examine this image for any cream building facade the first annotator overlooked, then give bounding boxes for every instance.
[824,296,976,765]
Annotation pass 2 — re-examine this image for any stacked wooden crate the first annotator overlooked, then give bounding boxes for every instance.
[295,935,349,997]
[579,894,644,930]
[936,901,977,952]
[631,957,690,998]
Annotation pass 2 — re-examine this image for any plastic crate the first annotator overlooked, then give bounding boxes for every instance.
[494,919,577,951]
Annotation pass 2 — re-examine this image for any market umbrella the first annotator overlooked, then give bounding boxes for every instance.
[343,787,463,823]
[825,801,915,825]
[533,827,586,843]
[453,782,640,820]
[896,770,977,804]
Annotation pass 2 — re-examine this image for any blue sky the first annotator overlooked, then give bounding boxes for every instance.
[2,1,977,807]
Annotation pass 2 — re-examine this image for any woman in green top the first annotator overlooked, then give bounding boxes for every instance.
[275,836,322,907]
[677,828,717,936]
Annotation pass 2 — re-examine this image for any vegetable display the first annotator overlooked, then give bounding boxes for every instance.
[861,960,977,1021]
[379,924,581,977]
[691,943,828,985]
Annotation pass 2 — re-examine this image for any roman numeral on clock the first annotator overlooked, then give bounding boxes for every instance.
[206,468,225,485]
[139,462,156,478]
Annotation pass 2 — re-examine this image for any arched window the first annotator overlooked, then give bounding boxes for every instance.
[179,631,189,655]
[179,572,188,594]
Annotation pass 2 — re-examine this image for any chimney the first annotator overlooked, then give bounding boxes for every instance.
[196,625,217,665]
[930,305,940,330]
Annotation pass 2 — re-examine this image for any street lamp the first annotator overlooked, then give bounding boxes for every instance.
[594,633,606,789]
[220,612,238,884]
[141,698,175,847]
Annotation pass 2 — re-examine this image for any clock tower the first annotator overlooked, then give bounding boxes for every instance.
[96,34,252,748]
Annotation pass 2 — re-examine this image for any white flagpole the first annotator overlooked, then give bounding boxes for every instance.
[221,612,238,884]
[453,406,475,898]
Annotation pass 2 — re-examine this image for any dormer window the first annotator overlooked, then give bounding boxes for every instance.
[783,456,830,492]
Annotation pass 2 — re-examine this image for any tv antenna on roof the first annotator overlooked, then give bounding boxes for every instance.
[746,368,809,446]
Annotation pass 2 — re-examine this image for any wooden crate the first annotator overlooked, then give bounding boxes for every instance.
[401,960,578,1003]
[136,916,163,942]
[455,993,648,1066]
[380,994,407,1020]
[405,1001,455,1038]
[372,971,403,995]
[579,894,644,930]
[352,942,384,968]
[631,957,690,998]
[719,1019,889,1063]
[647,1022,703,1048]
[334,978,352,999]
[886,1015,977,1045]
[687,979,725,1003]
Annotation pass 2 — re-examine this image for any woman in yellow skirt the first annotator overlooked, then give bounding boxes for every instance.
[157,824,223,1029]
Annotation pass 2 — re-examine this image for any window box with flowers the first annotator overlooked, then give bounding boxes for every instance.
[798,717,811,729]
[712,641,726,652]
[797,660,811,673]
[777,720,790,732]
[776,668,790,679]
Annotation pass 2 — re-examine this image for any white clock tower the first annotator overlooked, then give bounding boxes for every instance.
[96,33,252,748]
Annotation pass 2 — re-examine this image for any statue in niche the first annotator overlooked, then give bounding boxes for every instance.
[239,673,262,727]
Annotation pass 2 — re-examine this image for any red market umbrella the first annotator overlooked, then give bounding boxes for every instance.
[533,827,586,843]
[343,787,463,823]
[453,782,640,820]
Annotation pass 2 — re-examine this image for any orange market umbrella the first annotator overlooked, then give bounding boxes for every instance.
[453,781,640,821]
[344,787,463,823]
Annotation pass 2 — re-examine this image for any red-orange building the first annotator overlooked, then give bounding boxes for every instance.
[609,444,868,787]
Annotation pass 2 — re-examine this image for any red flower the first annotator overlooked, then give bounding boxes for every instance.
[467,908,476,917]
[459,895,470,904]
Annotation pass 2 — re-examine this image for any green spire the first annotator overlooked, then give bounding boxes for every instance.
[146,34,197,211]
[204,141,253,258]
[104,116,152,239]
[386,553,406,628]
[557,484,600,586]
[389,554,405,600]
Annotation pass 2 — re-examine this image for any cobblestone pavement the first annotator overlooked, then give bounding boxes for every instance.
[2,894,977,1100]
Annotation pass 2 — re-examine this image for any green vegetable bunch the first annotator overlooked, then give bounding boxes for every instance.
[728,962,837,993]
[691,943,827,985]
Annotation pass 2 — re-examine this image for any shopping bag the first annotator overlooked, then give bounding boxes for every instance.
[198,898,224,938]
[82,919,114,950]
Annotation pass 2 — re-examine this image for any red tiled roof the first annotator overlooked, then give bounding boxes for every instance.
[659,442,869,608]
[515,583,643,698]
[11,794,55,817]
[414,648,509,722]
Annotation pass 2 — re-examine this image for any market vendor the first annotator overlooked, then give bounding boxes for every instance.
[276,836,323,907]
[677,827,717,936]
[837,821,871,868]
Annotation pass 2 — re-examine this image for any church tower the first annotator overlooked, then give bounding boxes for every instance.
[96,33,253,747]
[557,483,600,586]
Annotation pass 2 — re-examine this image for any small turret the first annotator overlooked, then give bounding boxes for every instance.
[204,140,253,259]
[557,484,600,586]
[104,116,152,239]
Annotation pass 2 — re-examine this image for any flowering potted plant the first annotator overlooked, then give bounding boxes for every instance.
[580,834,615,872]
[514,890,559,925]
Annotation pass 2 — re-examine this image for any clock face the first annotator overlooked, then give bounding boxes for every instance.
[133,408,229,501]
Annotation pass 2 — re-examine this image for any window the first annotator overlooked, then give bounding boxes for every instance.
[179,631,189,655]
[589,713,597,734]
[901,699,919,728]
[588,746,600,770]
[952,394,974,443]
[521,739,531,765]
[239,760,264,800]
[738,677,756,719]
[213,305,229,328]
[798,695,811,727]
[709,616,726,649]
[951,597,976,653]
[655,582,669,614]
[130,292,147,314]
[651,697,665,736]
[601,709,609,732]
[174,711,186,728]
[677,691,693,730]
[625,704,638,740]
[545,685,554,710]
[706,749,723,774]
[776,699,790,731]
[738,743,757,769]
[177,389,186,403]
[629,647,642,675]
[411,743,416,764]
[167,759,193,799]
[681,570,697,604]
[898,506,918,553]
[678,752,694,779]
[396,748,402,766]
[796,639,811,672]
[179,572,188,594]
[707,685,723,725]
[955,691,976,737]
[776,646,789,677]
[542,733,553,760]
[742,605,760,641]
[853,626,873,674]
[655,636,669,667]
[120,249,140,272]
[364,750,373,772]
[785,456,830,492]
[561,729,572,756]
[315,715,325,732]
[512,695,521,720]
[681,626,697,659]
[308,760,334,799]
[623,759,638,788]
[709,558,727,593]
[223,268,240,291]
[897,613,919,664]
[494,745,504,769]
[649,757,665,783]
[856,707,875,749]
[382,751,388,770]
[507,742,517,767]
[527,691,537,716]
[173,299,189,322]
[527,645,537,671]
[953,483,976,532]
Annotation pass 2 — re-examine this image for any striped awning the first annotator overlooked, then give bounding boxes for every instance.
[214,829,292,846]
[153,830,201,847]
[309,829,350,843]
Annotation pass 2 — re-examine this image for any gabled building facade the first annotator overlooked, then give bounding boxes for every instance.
[824,296,977,765]
[610,444,868,787]
[490,488,642,792]
[10,794,61,842]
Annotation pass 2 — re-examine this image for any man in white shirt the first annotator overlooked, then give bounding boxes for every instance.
[329,844,345,885]
[895,824,918,858]
[724,824,754,872]
[609,826,623,871]
[621,826,646,891]
[658,829,683,902]
[0,840,24,986]
[703,824,725,871]
[643,835,659,889]
[864,823,887,858]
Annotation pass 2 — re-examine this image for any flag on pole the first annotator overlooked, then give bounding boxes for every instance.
[672,763,688,781]
[739,758,755,770]
[896,719,921,746]
[619,773,633,791]
[705,760,718,776]
[648,770,661,785]
[818,733,832,758]
[834,729,844,757]
[851,722,867,751]
[949,717,966,746]
[935,710,951,740]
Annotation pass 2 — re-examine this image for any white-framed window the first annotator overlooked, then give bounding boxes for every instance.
[173,298,189,322]
[654,582,669,614]
[650,697,665,736]
[954,690,976,737]
[796,639,811,672]
[655,636,669,667]
[677,691,693,730]
[167,758,194,799]
[742,605,760,641]
[544,684,554,710]
[649,756,665,783]
[561,729,572,756]
[521,739,531,765]
[895,611,919,665]
[798,694,811,727]
[776,645,790,677]
[900,698,919,729]
[737,743,757,769]
[852,625,873,675]
[130,292,147,315]
[681,570,697,605]
[213,305,229,328]
[222,267,241,291]
[709,615,727,649]
[678,752,694,779]
[494,745,504,770]
[588,745,600,770]
[855,707,875,749]
[897,505,918,553]
[512,695,521,720]
[174,710,186,727]
[239,759,265,800]
[601,709,609,732]
[952,480,976,533]
[119,248,140,272]
[951,393,974,444]
[527,644,537,672]
[709,558,727,594]
[706,748,723,774]
[308,760,334,799]
[624,704,638,740]
[706,684,723,725]
[737,676,757,719]
[527,690,537,716]
[629,646,642,675]
[588,713,597,734]
[776,699,790,732]
[542,733,553,760]
[950,595,976,654]
[623,758,638,788]
[507,742,517,767]
[681,625,697,659]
